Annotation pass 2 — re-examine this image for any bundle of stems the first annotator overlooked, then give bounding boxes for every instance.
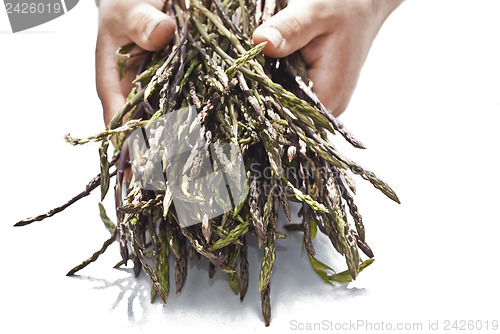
[15,0,399,326]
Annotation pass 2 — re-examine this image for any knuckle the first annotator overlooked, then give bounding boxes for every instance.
[127,10,149,38]
[282,16,306,42]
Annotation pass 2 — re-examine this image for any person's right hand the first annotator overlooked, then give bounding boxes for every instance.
[96,0,176,126]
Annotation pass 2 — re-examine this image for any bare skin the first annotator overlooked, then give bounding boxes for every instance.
[253,0,404,116]
[96,0,404,125]
[96,0,176,126]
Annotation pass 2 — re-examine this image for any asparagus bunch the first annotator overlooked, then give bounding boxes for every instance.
[15,0,399,326]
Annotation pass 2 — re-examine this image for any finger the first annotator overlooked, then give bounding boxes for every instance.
[123,2,176,51]
[252,0,331,58]
[307,64,354,118]
[96,31,128,126]
[303,37,362,117]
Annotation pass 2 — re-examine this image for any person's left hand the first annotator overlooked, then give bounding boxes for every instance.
[253,0,404,117]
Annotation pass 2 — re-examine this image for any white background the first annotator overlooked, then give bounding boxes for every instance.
[1,0,499,333]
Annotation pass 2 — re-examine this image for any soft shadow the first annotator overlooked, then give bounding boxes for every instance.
[69,207,368,324]
[71,269,152,323]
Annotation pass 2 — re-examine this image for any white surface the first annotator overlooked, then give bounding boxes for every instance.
[1,1,499,333]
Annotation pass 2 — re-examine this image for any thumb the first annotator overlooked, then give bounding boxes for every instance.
[252,1,326,58]
[124,3,176,51]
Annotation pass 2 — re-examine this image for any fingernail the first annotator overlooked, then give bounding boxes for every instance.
[258,27,284,48]
[144,20,163,41]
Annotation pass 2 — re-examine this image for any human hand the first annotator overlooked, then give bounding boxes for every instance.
[96,0,176,126]
[253,0,404,117]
